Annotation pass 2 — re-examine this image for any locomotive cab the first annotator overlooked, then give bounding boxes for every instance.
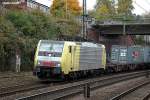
[34,40,64,80]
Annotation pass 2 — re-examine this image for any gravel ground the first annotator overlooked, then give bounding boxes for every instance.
[64,77,149,100]
[0,72,38,88]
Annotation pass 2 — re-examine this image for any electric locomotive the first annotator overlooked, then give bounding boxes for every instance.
[34,40,106,80]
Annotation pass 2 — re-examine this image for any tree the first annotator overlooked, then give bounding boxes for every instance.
[50,0,65,18]
[117,0,134,19]
[117,0,133,15]
[67,0,81,16]
[55,18,81,36]
[0,16,16,33]
[0,10,60,71]
[0,9,81,71]
[94,0,134,21]
[6,10,57,38]
[50,0,81,18]
[94,0,115,20]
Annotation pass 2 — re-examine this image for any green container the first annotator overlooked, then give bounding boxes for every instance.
[127,45,144,64]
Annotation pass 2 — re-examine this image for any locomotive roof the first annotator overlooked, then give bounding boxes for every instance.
[40,40,65,44]
[39,40,105,48]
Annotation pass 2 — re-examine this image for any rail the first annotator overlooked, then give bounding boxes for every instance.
[110,81,150,100]
[0,83,50,97]
[143,93,150,100]
[16,70,150,100]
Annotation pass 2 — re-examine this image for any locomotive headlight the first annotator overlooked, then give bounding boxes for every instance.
[48,54,51,57]
[57,64,60,67]
[38,61,41,65]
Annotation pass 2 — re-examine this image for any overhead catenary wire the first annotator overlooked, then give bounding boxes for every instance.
[133,0,150,44]
[133,0,149,13]
[134,0,150,45]
[142,0,150,44]
[145,0,150,6]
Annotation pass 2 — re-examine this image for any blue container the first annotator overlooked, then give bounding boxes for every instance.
[111,45,120,63]
[111,45,127,64]
[118,46,128,64]
[144,46,150,63]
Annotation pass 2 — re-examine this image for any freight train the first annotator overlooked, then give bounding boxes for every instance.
[33,40,150,80]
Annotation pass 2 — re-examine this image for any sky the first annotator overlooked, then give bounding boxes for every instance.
[35,0,150,15]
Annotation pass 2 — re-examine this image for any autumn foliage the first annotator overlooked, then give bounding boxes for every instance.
[95,0,115,19]
[67,0,81,15]
[117,0,133,16]
[95,0,134,20]
[51,0,81,18]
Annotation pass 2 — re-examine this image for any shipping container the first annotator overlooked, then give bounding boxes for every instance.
[118,46,128,64]
[144,46,150,63]
[111,45,120,64]
[111,45,127,64]
[127,46,144,64]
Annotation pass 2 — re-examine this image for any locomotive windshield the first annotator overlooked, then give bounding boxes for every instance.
[39,42,64,57]
[39,43,63,52]
[51,44,64,53]
[39,44,52,51]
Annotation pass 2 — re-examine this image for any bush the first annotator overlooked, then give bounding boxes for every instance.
[0,10,57,71]
[0,9,80,71]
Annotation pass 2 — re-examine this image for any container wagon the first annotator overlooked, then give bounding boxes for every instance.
[110,45,148,72]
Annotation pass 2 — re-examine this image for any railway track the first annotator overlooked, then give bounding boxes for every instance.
[13,70,149,100]
[0,72,33,79]
[0,82,53,97]
[143,93,150,100]
[111,81,150,100]
[0,75,27,79]
[0,77,81,97]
